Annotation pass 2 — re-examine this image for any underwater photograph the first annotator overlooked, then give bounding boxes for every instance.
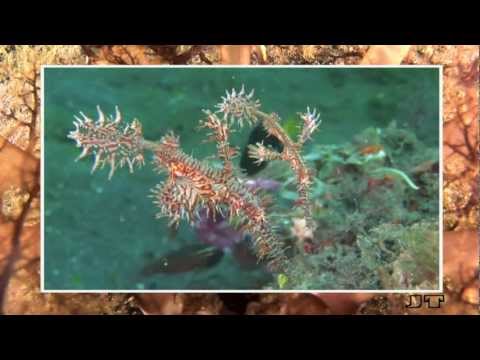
[42,66,441,291]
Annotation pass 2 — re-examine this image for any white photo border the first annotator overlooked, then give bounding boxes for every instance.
[41,64,443,293]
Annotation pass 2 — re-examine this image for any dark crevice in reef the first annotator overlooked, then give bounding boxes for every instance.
[219,294,259,314]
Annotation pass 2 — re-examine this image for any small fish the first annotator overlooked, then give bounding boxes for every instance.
[140,244,224,276]
[358,144,384,155]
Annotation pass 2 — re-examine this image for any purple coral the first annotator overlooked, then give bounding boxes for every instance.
[194,208,243,250]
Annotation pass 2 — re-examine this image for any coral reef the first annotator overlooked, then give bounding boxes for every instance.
[0,45,85,314]
[255,118,440,291]
[357,221,439,289]
[81,45,216,65]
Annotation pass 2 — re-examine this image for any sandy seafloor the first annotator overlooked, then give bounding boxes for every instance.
[43,67,440,290]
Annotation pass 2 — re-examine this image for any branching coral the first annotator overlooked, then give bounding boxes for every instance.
[441,47,479,230]
[0,45,86,314]
[401,45,479,230]
[0,46,85,156]
[81,45,216,65]
[68,86,318,274]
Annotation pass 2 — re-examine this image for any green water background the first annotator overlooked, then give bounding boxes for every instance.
[44,67,440,290]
